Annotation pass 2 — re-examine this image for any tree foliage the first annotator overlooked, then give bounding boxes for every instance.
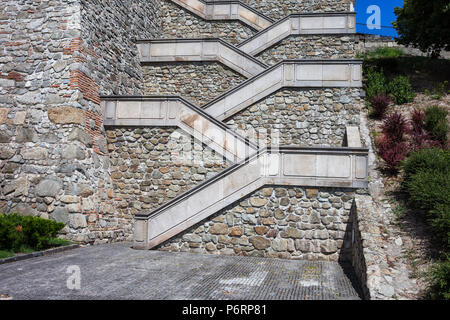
[393,0,450,57]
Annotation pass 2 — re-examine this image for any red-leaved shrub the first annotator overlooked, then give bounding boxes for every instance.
[370,95,391,119]
[376,136,409,171]
[381,112,408,143]
[408,109,446,151]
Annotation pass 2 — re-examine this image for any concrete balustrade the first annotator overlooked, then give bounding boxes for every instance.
[137,39,268,77]
[203,59,363,120]
[238,12,356,55]
[101,96,257,162]
[133,146,368,249]
[169,0,273,31]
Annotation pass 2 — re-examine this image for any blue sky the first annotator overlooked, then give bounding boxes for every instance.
[355,0,404,37]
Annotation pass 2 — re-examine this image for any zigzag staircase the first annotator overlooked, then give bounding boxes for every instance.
[102,0,368,250]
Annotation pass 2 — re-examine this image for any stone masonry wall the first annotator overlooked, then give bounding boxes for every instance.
[225,88,363,147]
[106,127,230,235]
[158,186,355,262]
[256,35,358,66]
[80,0,161,96]
[0,0,162,244]
[143,62,247,106]
[160,0,256,45]
[242,0,352,20]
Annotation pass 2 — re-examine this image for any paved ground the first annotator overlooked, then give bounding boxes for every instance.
[0,243,361,300]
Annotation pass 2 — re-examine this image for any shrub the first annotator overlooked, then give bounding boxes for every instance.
[376,136,409,171]
[427,257,450,300]
[387,75,416,105]
[429,204,450,248]
[369,95,391,119]
[365,47,405,59]
[381,112,408,142]
[0,214,65,251]
[402,148,450,184]
[365,68,388,100]
[405,169,450,212]
[425,81,448,100]
[425,106,448,144]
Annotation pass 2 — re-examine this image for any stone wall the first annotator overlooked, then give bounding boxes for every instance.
[143,62,247,105]
[160,0,256,45]
[225,88,363,147]
[257,35,358,66]
[0,0,162,244]
[350,199,370,299]
[158,186,355,262]
[80,0,161,96]
[106,127,230,237]
[242,0,352,20]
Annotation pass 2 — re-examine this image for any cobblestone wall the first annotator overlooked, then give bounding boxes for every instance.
[80,0,161,96]
[143,62,247,105]
[225,88,363,147]
[242,0,352,20]
[106,127,230,239]
[160,0,256,45]
[257,35,358,66]
[0,0,162,244]
[158,186,355,262]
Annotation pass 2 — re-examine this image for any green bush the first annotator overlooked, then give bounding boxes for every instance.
[429,204,450,247]
[405,169,450,212]
[402,148,450,249]
[425,106,448,144]
[365,68,388,100]
[0,214,65,251]
[365,47,405,59]
[402,148,450,184]
[427,257,450,300]
[387,75,416,104]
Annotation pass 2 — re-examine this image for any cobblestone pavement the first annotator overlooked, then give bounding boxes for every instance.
[0,243,361,300]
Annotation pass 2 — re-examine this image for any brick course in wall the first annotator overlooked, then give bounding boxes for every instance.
[0,0,162,244]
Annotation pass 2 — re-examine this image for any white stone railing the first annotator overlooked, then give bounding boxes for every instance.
[137,38,268,77]
[203,59,363,120]
[101,96,258,163]
[168,0,274,31]
[238,12,356,55]
[133,146,369,249]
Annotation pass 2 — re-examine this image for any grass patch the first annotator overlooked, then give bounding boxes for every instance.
[364,47,405,59]
[0,250,14,259]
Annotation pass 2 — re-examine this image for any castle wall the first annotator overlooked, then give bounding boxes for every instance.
[256,35,358,65]
[143,62,247,106]
[160,0,256,45]
[242,0,352,20]
[225,88,363,147]
[0,0,162,244]
[158,186,356,262]
[106,127,230,232]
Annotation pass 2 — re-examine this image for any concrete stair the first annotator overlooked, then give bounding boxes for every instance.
[134,145,368,249]
[168,0,274,31]
[137,38,268,78]
[102,2,367,251]
[238,12,355,56]
[101,95,257,163]
[202,59,362,120]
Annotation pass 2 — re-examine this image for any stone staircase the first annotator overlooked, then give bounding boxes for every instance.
[102,0,367,254]
[168,0,274,30]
